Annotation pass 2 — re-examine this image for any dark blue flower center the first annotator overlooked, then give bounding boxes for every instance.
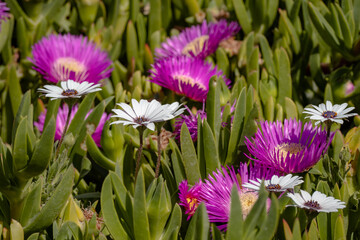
[304,200,320,209]
[266,184,281,190]
[62,89,78,96]
[134,116,149,124]
[322,111,337,119]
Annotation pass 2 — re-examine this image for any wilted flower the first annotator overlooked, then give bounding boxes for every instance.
[150,56,229,102]
[34,104,109,147]
[174,105,207,141]
[0,1,9,30]
[287,190,346,213]
[178,180,202,220]
[303,101,358,125]
[200,164,271,231]
[245,119,332,174]
[243,174,303,193]
[155,20,240,59]
[38,79,102,100]
[30,34,112,83]
[111,99,184,131]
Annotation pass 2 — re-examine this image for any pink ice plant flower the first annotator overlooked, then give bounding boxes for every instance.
[30,34,112,84]
[245,119,333,174]
[150,56,229,102]
[199,164,273,231]
[178,180,202,220]
[34,104,109,147]
[0,1,9,31]
[155,20,240,59]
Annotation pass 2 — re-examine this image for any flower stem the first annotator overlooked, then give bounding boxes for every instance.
[155,128,162,178]
[54,103,73,160]
[326,121,331,142]
[134,128,144,181]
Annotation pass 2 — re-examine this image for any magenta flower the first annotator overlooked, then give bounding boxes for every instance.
[178,180,202,220]
[0,1,9,30]
[155,20,240,59]
[150,56,229,102]
[174,105,207,141]
[200,164,272,231]
[30,34,112,84]
[34,104,109,147]
[245,119,333,174]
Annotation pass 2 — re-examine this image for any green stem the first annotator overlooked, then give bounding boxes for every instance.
[134,128,144,181]
[155,128,162,178]
[54,102,73,160]
[325,120,332,151]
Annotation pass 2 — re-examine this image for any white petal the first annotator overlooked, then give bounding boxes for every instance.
[326,101,333,111]
[119,103,137,119]
[146,122,155,131]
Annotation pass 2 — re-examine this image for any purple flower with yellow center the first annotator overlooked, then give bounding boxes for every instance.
[30,34,112,84]
[0,1,9,30]
[200,164,272,231]
[155,20,240,59]
[178,180,202,220]
[245,119,333,174]
[34,104,109,147]
[150,56,229,102]
[174,105,207,141]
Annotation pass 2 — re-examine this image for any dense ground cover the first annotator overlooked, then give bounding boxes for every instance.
[0,0,360,239]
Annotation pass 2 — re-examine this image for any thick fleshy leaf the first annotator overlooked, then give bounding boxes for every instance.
[180,123,201,185]
[23,167,74,236]
[133,169,151,240]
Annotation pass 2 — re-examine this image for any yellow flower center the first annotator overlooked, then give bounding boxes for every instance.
[239,191,258,218]
[182,35,209,56]
[53,57,86,80]
[275,143,304,158]
[173,75,207,91]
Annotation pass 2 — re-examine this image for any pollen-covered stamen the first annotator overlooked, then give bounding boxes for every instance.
[186,197,199,213]
[239,191,258,218]
[322,111,337,119]
[275,143,305,159]
[266,184,282,190]
[134,116,149,124]
[182,35,209,56]
[53,57,87,81]
[304,200,321,209]
[61,89,78,96]
[173,75,207,91]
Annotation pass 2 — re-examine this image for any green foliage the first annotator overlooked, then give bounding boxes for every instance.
[0,0,359,238]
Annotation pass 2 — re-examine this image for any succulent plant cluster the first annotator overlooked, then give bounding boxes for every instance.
[0,0,360,239]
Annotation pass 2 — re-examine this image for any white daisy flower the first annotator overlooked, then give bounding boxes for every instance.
[287,190,346,213]
[242,174,303,192]
[303,101,358,125]
[38,79,102,100]
[111,99,184,131]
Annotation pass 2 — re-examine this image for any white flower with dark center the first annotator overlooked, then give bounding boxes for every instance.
[287,190,346,213]
[111,99,184,131]
[38,79,102,100]
[303,101,358,125]
[243,174,303,192]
